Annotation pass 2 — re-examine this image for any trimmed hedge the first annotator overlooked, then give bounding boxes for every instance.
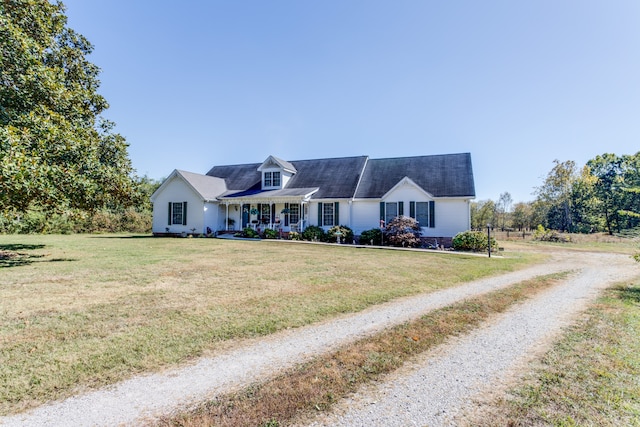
[452,230,497,252]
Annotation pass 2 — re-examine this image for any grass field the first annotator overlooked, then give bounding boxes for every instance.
[0,234,538,415]
[494,230,640,255]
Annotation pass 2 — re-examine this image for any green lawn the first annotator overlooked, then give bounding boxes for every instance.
[0,234,539,415]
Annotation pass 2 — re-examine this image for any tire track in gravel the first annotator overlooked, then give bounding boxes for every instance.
[1,253,593,427]
[302,252,638,427]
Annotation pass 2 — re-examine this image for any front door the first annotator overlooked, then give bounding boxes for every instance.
[242,204,250,228]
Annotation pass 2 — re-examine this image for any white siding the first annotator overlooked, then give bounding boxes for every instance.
[350,200,381,234]
[384,183,427,204]
[423,199,470,238]
[379,179,471,238]
[309,200,352,230]
[217,204,243,231]
[151,176,205,234]
[203,202,219,233]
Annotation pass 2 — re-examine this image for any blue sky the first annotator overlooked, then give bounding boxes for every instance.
[62,0,640,203]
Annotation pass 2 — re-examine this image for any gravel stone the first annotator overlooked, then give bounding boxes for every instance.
[303,252,637,426]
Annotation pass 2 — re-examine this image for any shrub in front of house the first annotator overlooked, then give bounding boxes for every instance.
[301,225,326,242]
[384,216,421,247]
[359,228,382,245]
[452,230,497,252]
[288,231,302,240]
[263,228,278,239]
[326,225,353,243]
[241,227,260,238]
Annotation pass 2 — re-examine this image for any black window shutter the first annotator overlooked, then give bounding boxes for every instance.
[271,203,276,223]
[410,201,415,218]
[168,202,172,225]
[284,203,289,226]
[379,202,385,221]
[183,202,188,225]
[334,202,339,226]
[398,201,404,216]
[318,203,323,226]
[429,201,435,228]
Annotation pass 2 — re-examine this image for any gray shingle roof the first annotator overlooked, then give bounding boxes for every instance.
[271,156,297,173]
[206,163,262,192]
[176,170,227,201]
[287,156,368,199]
[354,153,475,198]
[208,156,368,200]
[222,187,319,200]
[206,153,474,200]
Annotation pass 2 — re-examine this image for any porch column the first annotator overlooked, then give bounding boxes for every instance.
[225,203,229,231]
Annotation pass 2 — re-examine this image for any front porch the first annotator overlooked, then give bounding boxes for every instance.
[220,200,309,233]
[219,185,319,233]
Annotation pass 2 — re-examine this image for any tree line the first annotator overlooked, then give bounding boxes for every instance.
[472,153,640,235]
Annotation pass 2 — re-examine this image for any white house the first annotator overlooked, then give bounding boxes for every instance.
[151,153,476,244]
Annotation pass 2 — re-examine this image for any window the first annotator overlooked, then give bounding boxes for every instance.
[260,203,271,224]
[289,204,300,225]
[168,202,187,225]
[318,202,339,227]
[416,202,429,227]
[264,171,281,188]
[323,203,334,226]
[385,202,398,224]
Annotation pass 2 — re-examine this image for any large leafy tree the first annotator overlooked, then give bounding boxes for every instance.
[470,199,496,230]
[0,0,136,214]
[511,202,533,231]
[535,160,577,232]
[587,153,640,234]
[496,191,513,230]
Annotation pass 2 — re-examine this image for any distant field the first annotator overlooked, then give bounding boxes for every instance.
[0,234,538,415]
[495,230,640,255]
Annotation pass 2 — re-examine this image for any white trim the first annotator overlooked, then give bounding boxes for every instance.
[150,170,220,203]
[257,155,297,174]
[352,155,369,199]
[151,170,207,203]
[381,176,433,200]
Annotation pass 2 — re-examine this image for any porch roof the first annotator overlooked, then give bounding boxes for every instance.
[220,187,319,203]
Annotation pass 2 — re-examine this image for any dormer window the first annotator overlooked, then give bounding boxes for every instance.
[259,156,295,189]
[264,171,281,188]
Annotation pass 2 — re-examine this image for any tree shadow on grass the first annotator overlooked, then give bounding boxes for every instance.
[89,235,155,239]
[614,285,640,304]
[0,244,45,251]
[0,243,76,268]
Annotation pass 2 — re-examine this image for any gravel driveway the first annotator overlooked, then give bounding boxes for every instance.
[303,251,638,426]
[1,251,636,427]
